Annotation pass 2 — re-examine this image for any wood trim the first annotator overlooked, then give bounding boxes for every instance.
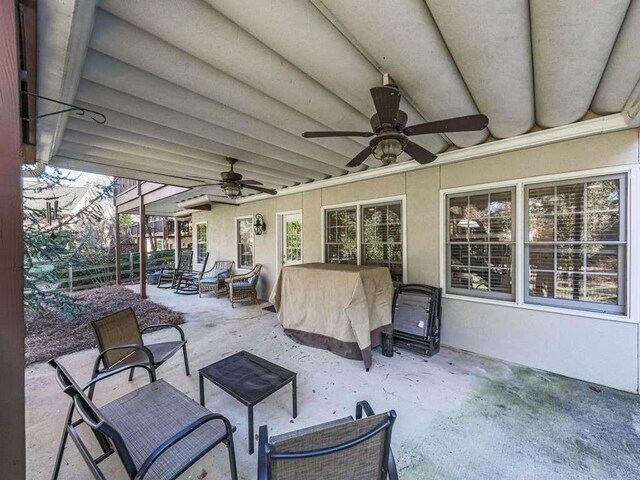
[0,0,26,477]
[115,187,140,206]
[139,182,164,196]
[18,0,36,163]
[143,185,189,205]
[139,182,147,299]
[116,198,139,214]
[115,212,121,286]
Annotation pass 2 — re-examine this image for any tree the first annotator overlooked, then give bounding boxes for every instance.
[23,168,115,317]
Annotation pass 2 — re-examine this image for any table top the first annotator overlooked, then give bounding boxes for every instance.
[199,351,296,406]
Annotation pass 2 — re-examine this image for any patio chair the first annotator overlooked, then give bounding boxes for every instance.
[89,308,189,397]
[226,264,262,308]
[157,249,192,289]
[174,252,211,295]
[258,400,397,480]
[49,358,238,480]
[198,260,235,297]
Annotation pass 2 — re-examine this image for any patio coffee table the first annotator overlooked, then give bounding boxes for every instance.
[199,351,297,454]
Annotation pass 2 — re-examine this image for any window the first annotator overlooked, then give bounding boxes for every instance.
[325,207,357,264]
[361,202,403,282]
[236,217,254,269]
[525,175,626,314]
[196,223,207,264]
[446,188,515,300]
[323,199,405,282]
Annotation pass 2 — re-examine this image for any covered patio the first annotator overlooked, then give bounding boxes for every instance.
[25,286,640,479]
[3,0,640,478]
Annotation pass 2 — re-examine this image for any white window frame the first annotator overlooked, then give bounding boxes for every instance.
[524,174,627,315]
[439,166,636,323]
[445,186,517,301]
[195,221,207,265]
[320,195,407,282]
[235,215,254,270]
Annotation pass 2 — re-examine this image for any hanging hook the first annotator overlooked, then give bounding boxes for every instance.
[20,91,107,124]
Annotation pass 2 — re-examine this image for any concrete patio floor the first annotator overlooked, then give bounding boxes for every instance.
[26,286,640,479]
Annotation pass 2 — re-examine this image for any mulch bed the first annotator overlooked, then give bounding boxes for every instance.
[26,285,184,365]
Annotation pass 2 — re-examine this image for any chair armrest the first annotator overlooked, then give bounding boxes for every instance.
[257,425,270,480]
[355,400,376,419]
[93,344,156,374]
[135,414,235,480]
[227,272,250,283]
[140,323,186,342]
[83,363,156,392]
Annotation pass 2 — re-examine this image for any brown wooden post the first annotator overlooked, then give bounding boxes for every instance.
[138,182,147,298]
[174,217,181,266]
[114,208,121,285]
[0,0,26,477]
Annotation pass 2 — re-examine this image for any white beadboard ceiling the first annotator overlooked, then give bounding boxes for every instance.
[37,0,640,215]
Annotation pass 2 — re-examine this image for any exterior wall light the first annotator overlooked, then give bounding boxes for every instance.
[254,213,266,235]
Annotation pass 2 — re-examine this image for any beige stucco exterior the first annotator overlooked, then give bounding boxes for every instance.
[193,128,640,392]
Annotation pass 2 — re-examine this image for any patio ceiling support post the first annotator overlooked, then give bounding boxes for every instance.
[114,208,121,286]
[174,217,181,266]
[138,181,147,299]
[0,0,26,477]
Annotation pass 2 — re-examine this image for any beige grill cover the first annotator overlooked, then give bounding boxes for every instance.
[269,263,394,369]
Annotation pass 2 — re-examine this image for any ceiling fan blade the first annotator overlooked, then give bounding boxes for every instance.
[404,114,488,136]
[346,145,373,168]
[243,184,277,195]
[302,131,373,138]
[192,182,224,187]
[370,86,401,127]
[404,140,438,165]
[238,179,263,186]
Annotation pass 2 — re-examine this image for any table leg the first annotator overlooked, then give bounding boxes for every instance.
[292,376,298,419]
[248,405,254,455]
[199,375,205,406]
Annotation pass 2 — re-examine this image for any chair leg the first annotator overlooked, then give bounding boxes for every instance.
[128,367,135,381]
[226,432,239,480]
[182,343,190,376]
[51,403,74,480]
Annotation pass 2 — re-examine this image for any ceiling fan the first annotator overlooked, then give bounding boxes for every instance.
[191,158,277,198]
[301,84,488,167]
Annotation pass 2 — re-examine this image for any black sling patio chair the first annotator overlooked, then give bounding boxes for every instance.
[258,400,398,480]
[157,249,192,289]
[49,358,238,480]
[88,308,189,398]
[174,252,211,295]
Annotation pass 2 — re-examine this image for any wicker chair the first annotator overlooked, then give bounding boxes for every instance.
[198,260,235,297]
[157,250,192,289]
[226,264,262,308]
[88,308,189,398]
[174,252,211,295]
[49,358,238,480]
[258,400,397,480]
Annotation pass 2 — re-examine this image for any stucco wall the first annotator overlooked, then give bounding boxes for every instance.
[192,129,640,392]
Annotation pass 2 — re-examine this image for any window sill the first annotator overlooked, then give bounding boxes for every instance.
[442,293,635,324]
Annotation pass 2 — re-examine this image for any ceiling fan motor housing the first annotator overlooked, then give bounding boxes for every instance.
[370,110,408,134]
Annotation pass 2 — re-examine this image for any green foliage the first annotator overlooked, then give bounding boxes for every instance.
[23,169,115,318]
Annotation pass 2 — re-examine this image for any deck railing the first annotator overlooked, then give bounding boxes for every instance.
[28,249,176,293]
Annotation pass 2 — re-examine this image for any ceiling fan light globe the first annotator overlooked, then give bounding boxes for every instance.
[222,184,242,199]
[373,138,403,165]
